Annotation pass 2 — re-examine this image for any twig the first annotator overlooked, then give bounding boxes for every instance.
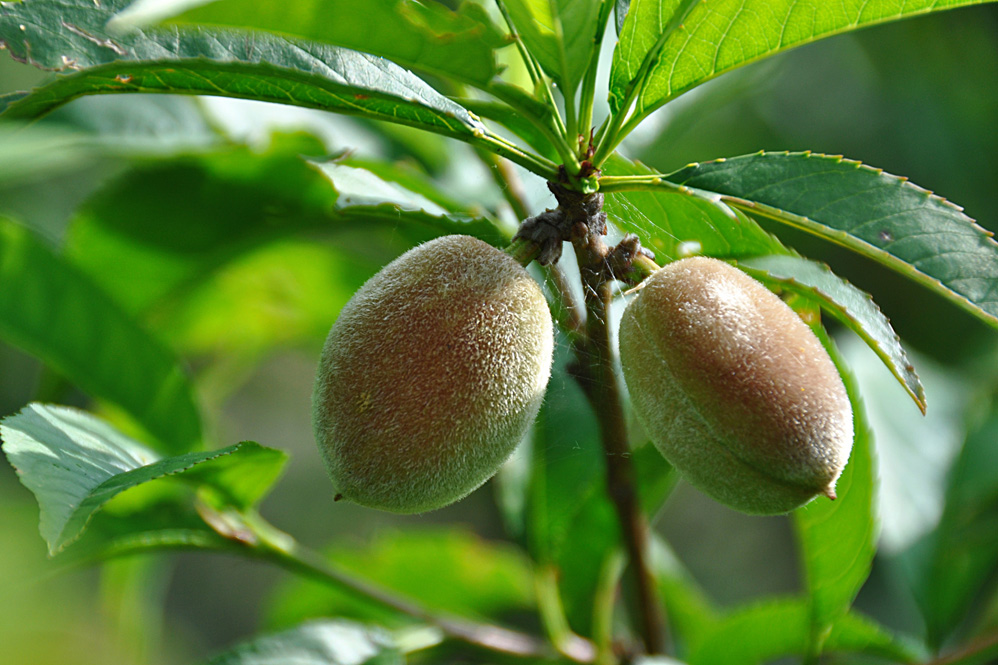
[253,525,596,662]
[562,191,669,655]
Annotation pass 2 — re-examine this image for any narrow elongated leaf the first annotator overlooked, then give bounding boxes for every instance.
[603,155,787,262]
[503,0,603,93]
[667,152,998,327]
[794,333,877,636]
[609,0,990,120]
[687,598,919,665]
[0,403,285,554]
[162,0,505,88]
[0,0,486,142]
[0,218,201,452]
[738,254,924,412]
[205,620,400,665]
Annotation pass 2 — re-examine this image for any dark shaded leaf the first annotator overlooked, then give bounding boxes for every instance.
[503,0,603,93]
[615,0,630,35]
[1,0,486,142]
[903,411,998,648]
[667,152,998,327]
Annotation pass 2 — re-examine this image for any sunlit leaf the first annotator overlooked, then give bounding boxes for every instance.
[0,218,201,452]
[603,155,787,262]
[503,0,603,93]
[0,403,285,554]
[686,597,919,665]
[609,0,990,122]
[65,135,505,315]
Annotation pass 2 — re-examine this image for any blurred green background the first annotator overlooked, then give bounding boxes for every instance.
[1,4,996,664]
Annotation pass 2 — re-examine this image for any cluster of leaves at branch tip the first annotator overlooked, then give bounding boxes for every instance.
[619,257,855,515]
[312,235,554,513]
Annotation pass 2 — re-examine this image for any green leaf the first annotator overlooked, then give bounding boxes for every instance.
[609,0,990,121]
[904,411,998,648]
[266,528,534,629]
[603,154,788,262]
[205,620,401,665]
[839,335,967,554]
[666,152,998,327]
[0,0,487,143]
[65,135,505,315]
[686,598,918,665]
[794,333,877,638]
[0,218,201,452]
[0,403,286,555]
[161,0,505,89]
[502,0,603,93]
[738,254,924,412]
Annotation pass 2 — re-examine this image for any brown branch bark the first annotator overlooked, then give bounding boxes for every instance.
[565,199,669,656]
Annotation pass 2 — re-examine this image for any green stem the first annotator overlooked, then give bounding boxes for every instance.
[474,130,561,181]
[597,174,677,191]
[486,81,579,168]
[593,550,628,665]
[505,236,541,266]
[536,564,598,662]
